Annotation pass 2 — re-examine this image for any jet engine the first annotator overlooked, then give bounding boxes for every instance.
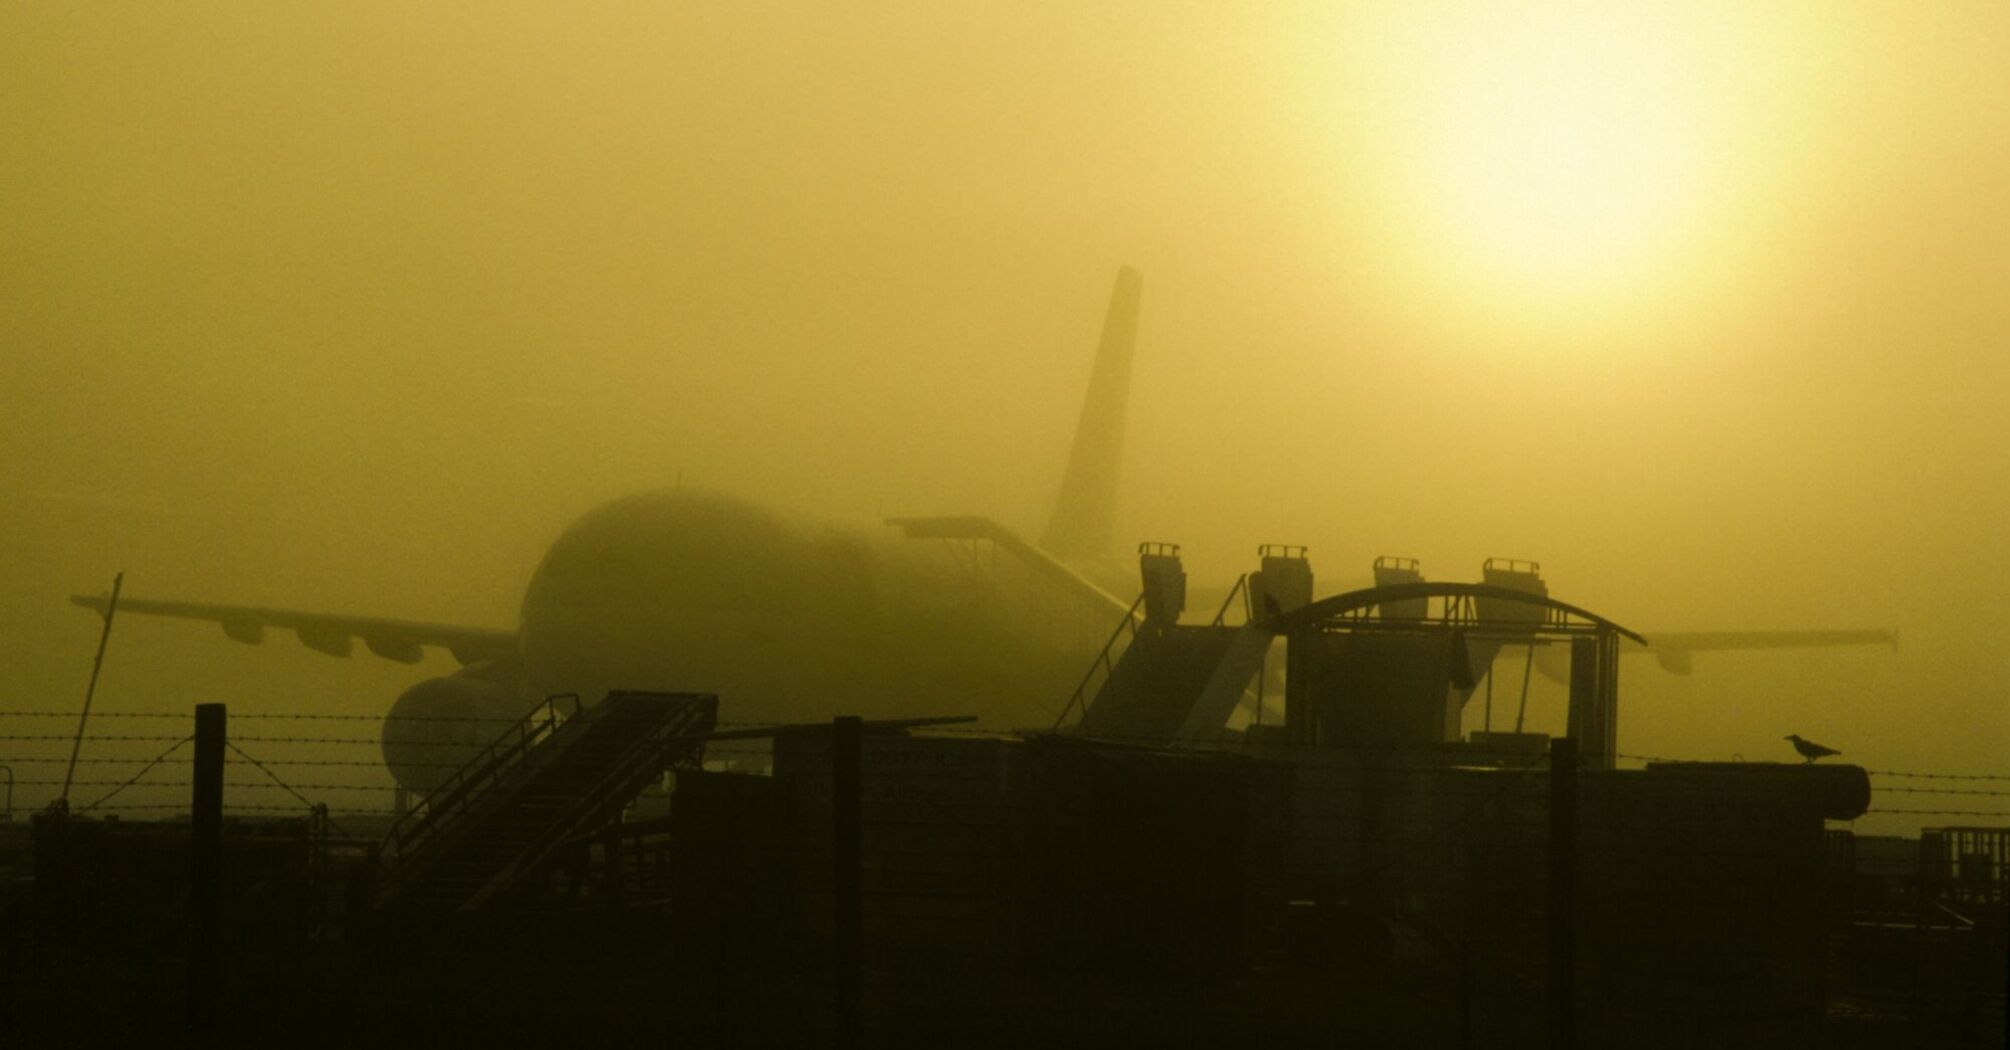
[381,662,530,793]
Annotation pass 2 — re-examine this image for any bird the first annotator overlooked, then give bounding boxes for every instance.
[1785,734,1841,764]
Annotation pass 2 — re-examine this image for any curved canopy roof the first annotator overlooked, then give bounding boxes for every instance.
[1265,582,1647,646]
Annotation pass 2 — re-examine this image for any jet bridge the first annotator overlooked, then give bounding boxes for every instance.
[1271,579,1641,769]
[1060,553,1642,770]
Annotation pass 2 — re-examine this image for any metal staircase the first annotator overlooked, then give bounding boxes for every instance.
[370,690,717,912]
[1058,554,1292,745]
[1052,593,1146,730]
[1060,581,1265,744]
[1070,622,1246,742]
[1173,622,1274,741]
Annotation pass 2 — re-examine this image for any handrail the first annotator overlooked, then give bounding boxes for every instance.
[372,693,580,895]
[464,695,717,910]
[1053,593,1146,729]
[1210,574,1251,627]
[1924,896,1978,929]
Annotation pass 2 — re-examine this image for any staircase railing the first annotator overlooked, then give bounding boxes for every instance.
[1053,593,1147,729]
[370,693,580,902]
[461,693,717,909]
[1210,573,1251,627]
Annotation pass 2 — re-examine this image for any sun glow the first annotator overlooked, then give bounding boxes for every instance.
[1361,5,1754,301]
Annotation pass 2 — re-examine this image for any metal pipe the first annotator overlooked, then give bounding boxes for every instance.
[1484,655,1495,734]
[1514,643,1535,734]
[61,571,123,807]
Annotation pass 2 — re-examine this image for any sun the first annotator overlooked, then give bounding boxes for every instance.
[1366,4,1736,298]
[1428,47,1693,283]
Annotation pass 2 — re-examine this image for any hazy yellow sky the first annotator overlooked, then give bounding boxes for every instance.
[3,3,2005,828]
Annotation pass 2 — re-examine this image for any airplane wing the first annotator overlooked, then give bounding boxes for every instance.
[69,594,516,665]
[1623,629,1897,674]
[884,515,1134,618]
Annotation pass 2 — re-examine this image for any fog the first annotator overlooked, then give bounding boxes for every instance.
[3,3,2005,834]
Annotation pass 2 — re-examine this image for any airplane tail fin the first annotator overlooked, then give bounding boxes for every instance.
[1040,266,1142,561]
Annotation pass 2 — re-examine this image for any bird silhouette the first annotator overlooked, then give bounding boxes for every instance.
[1785,734,1841,764]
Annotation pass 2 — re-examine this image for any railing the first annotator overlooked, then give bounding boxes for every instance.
[1922,826,2009,912]
[370,693,581,899]
[1327,591,1589,635]
[467,695,716,909]
[1209,574,1251,627]
[579,815,681,907]
[1053,594,1147,729]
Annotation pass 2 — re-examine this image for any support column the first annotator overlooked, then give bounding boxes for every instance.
[1565,635,1618,771]
[1283,631,1315,749]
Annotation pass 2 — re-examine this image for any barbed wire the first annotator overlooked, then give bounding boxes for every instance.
[226,740,364,841]
[9,778,396,791]
[7,708,2008,781]
[1862,808,2010,818]
[44,792,2009,822]
[57,802,368,814]
[1865,768,2010,783]
[15,765,2010,803]
[231,736,421,745]
[0,711,210,719]
[1867,785,2010,798]
[74,735,193,814]
[8,708,2008,840]
[0,710,513,722]
[0,755,199,764]
[0,733,195,742]
[12,753,2010,801]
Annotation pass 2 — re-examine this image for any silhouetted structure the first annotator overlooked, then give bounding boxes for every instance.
[4,548,1985,1047]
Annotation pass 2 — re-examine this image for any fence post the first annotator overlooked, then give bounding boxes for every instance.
[1459,840,1477,1050]
[1547,735,1578,1050]
[832,715,863,1048]
[189,703,225,1044]
[2,884,15,1048]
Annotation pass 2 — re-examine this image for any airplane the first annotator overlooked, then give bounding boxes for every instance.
[71,266,1894,791]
